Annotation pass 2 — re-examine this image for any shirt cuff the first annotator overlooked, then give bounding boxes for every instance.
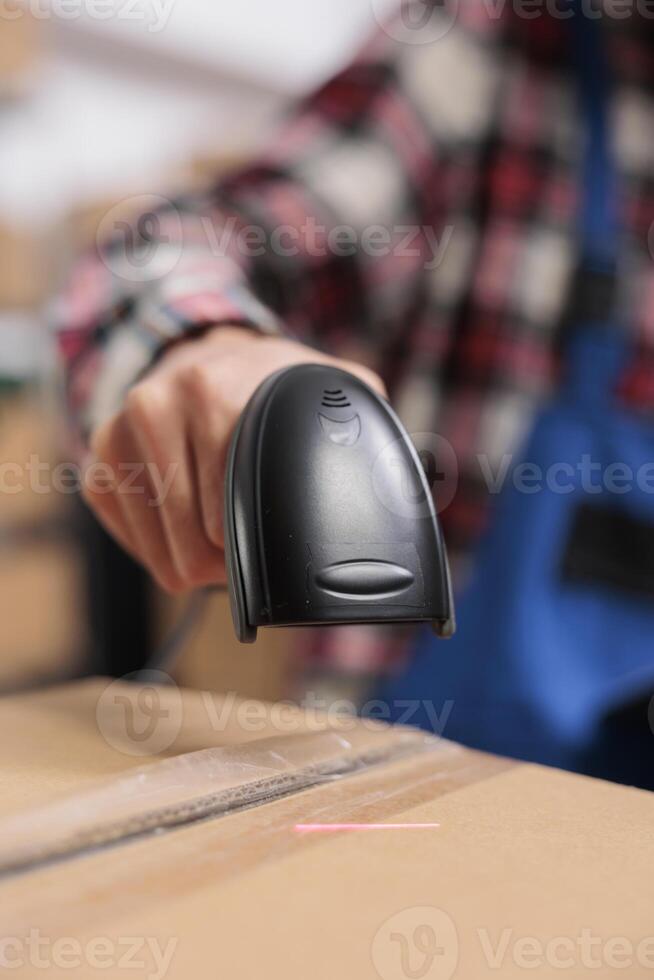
[64,249,285,438]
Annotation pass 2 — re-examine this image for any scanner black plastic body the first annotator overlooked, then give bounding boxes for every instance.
[225,364,455,643]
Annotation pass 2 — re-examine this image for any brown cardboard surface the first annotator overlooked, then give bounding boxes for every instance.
[0,677,376,815]
[161,589,296,704]
[0,392,64,529]
[0,223,46,308]
[1,679,653,979]
[0,12,39,97]
[0,541,83,690]
[0,391,83,689]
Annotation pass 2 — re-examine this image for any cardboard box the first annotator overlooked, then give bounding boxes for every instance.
[0,678,653,979]
[0,389,84,688]
[0,10,40,98]
[0,223,49,310]
[161,590,296,704]
[0,538,84,689]
[0,389,66,527]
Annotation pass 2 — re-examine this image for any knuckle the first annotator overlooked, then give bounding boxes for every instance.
[179,360,243,419]
[180,363,216,403]
[124,382,167,430]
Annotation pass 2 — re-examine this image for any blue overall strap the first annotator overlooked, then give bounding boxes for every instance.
[570,3,619,277]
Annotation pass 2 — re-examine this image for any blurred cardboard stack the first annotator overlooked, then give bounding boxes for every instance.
[0,7,297,698]
[0,388,85,689]
[0,11,85,690]
[0,4,38,99]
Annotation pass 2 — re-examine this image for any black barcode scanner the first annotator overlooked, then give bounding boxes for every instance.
[225,364,455,643]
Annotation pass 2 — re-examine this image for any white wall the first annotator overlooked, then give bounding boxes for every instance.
[0,0,400,226]
[63,0,399,92]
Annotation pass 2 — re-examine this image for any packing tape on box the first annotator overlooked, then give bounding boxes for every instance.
[0,726,448,877]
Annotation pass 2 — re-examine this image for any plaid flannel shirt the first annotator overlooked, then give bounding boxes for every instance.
[58,1,654,675]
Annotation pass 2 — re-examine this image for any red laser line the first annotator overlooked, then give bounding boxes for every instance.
[293,823,440,832]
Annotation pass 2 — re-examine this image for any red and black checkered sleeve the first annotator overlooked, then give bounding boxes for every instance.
[58,3,503,441]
